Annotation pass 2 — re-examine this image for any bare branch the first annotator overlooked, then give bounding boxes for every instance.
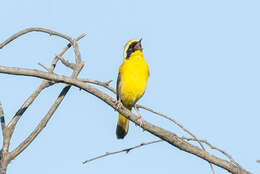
[104,80,113,85]
[83,140,163,164]
[0,28,250,174]
[136,106,208,150]
[79,78,116,93]
[2,31,86,138]
[72,40,81,65]
[9,85,70,159]
[3,82,48,155]
[56,55,76,70]
[8,38,85,161]
[137,105,193,139]
[182,137,241,168]
[0,102,5,135]
[2,33,86,162]
[38,62,50,72]
[80,78,216,173]
[77,78,216,172]
[6,32,86,133]
[0,30,86,174]
[0,28,73,49]
[9,62,84,161]
[79,78,220,172]
[0,66,251,174]
[137,105,216,174]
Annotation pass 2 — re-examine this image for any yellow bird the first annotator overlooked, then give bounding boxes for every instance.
[116,39,149,139]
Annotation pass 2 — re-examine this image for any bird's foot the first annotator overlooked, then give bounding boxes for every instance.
[115,100,123,111]
[134,104,144,129]
[135,115,144,128]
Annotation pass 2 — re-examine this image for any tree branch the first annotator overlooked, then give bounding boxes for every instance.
[0,65,251,174]
[0,103,5,136]
[9,62,84,161]
[9,85,69,159]
[80,78,218,172]
[0,29,88,174]
[8,39,85,161]
[38,62,50,72]
[137,105,216,173]
[182,137,241,168]
[56,55,76,70]
[0,28,250,174]
[83,139,163,164]
[79,78,115,93]
[72,40,82,65]
[0,33,86,168]
[0,28,74,49]
[3,34,84,156]
[3,82,48,155]
[6,33,86,134]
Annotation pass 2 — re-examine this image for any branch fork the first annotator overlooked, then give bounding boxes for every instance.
[0,28,86,174]
[0,28,251,174]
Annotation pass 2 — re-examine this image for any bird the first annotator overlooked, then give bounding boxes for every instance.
[116,39,149,139]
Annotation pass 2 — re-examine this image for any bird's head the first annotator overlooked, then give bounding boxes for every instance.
[123,39,143,59]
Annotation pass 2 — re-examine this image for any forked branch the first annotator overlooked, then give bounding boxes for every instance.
[0,28,86,174]
[83,140,163,164]
[0,65,251,174]
[0,28,251,174]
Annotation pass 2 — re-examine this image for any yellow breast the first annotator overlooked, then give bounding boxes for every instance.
[119,50,149,107]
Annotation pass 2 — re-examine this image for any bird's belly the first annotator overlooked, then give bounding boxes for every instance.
[120,72,147,107]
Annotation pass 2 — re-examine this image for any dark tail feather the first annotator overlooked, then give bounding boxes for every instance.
[116,113,129,139]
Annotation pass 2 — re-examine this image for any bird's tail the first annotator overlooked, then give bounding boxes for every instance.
[116,113,129,139]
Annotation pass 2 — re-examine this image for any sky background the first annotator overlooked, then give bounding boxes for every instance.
[0,0,259,173]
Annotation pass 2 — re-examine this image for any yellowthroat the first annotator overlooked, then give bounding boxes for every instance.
[116,39,149,139]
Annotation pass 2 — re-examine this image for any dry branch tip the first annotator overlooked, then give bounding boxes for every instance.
[38,62,50,72]
[56,55,76,70]
[104,80,113,85]
[83,140,162,164]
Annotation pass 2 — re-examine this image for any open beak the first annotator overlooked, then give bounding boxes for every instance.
[135,39,143,51]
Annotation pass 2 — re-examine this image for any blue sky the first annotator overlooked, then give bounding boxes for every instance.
[0,0,259,173]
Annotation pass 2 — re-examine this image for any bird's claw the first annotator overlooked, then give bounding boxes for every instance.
[134,104,144,129]
[115,100,123,110]
[135,116,144,128]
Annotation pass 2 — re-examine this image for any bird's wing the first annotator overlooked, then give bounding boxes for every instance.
[116,71,121,101]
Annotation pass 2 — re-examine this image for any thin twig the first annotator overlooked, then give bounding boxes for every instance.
[83,139,163,164]
[0,102,5,135]
[79,78,115,93]
[72,40,81,65]
[182,137,241,168]
[0,28,73,49]
[56,55,76,70]
[136,105,216,173]
[104,80,113,85]
[38,62,50,72]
